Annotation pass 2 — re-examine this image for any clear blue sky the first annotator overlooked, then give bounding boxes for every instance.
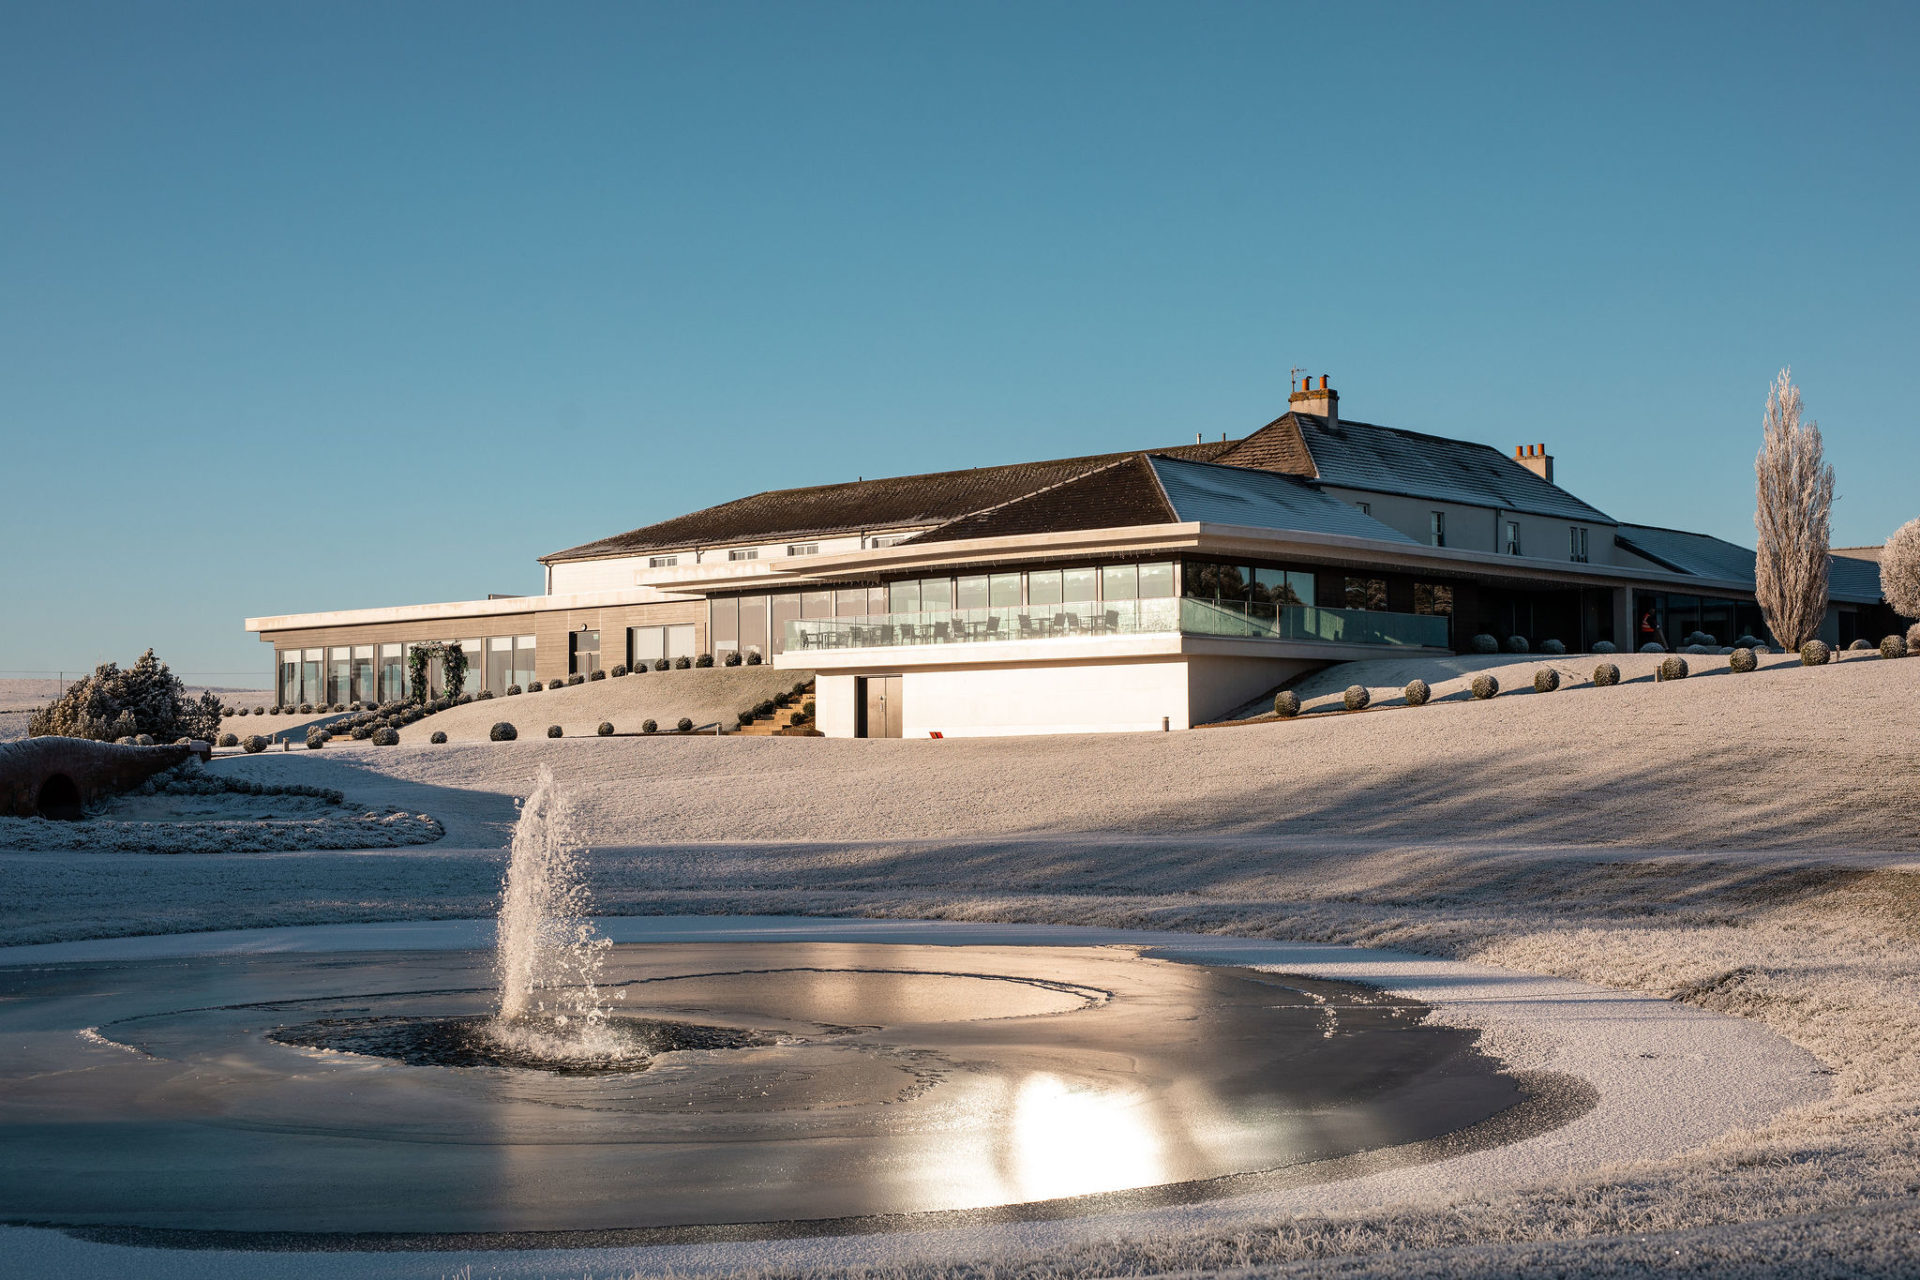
[3,1,1915,683]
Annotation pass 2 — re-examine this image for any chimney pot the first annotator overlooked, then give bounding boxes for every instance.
[1514,442,1554,484]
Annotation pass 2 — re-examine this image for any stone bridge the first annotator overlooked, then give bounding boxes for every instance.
[0,738,204,819]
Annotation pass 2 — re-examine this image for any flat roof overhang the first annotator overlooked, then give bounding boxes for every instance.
[775,631,1453,674]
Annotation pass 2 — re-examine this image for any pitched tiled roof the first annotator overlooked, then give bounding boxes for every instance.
[1217,413,1613,524]
[904,455,1176,544]
[1149,456,1420,543]
[1616,523,1885,603]
[542,441,1232,561]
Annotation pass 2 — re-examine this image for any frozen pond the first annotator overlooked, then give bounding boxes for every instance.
[0,934,1560,1245]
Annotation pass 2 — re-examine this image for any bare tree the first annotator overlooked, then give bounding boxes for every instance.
[1883,517,1920,621]
[1753,368,1835,650]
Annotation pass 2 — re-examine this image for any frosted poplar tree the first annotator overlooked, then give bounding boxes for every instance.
[1753,369,1834,650]
[1883,517,1920,621]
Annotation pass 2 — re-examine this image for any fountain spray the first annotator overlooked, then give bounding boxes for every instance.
[494,764,616,1030]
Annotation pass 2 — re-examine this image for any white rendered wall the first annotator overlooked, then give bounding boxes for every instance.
[815,674,860,739]
[901,661,1191,737]
[1185,655,1321,724]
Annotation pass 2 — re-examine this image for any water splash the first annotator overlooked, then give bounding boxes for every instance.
[491,765,623,1058]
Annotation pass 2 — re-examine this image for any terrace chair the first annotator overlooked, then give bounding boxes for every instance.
[1104,609,1120,634]
[1018,615,1040,640]
[981,616,1003,641]
[932,620,953,644]
[1056,612,1080,636]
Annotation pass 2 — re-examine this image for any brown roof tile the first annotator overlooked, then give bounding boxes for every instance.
[903,455,1176,544]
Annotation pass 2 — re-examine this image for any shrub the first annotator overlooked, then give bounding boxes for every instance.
[133,733,155,746]
[1593,662,1620,687]
[477,689,494,700]
[597,721,614,736]
[1469,634,1499,654]
[802,699,816,717]
[371,726,400,746]
[507,684,522,696]
[115,735,134,745]
[1638,642,1665,654]
[235,707,249,717]
[612,664,628,677]
[745,651,763,666]
[1342,685,1370,711]
[218,732,239,747]
[1659,655,1690,681]
[1882,634,1909,660]
[351,725,371,740]
[1800,640,1832,666]
[1273,691,1301,718]
[259,706,270,716]
[1592,640,1617,654]
[489,722,518,741]
[725,651,743,667]
[774,691,792,708]
[243,734,269,753]
[653,659,670,672]
[299,703,314,715]
[1533,667,1560,693]
[1730,647,1758,673]
[738,711,755,726]
[529,681,543,692]
[756,699,776,716]
[1736,634,1763,649]
[676,716,694,732]
[1685,630,1715,648]
[28,648,230,743]
[673,656,691,670]
[457,693,473,705]
[1909,622,1920,651]
[1505,635,1530,653]
[590,669,606,681]
[1471,673,1500,700]
[305,730,326,749]
[792,681,809,696]
[430,730,448,744]
[1540,639,1567,655]
[697,653,714,668]
[1403,679,1430,707]
[642,719,658,734]
[570,674,585,685]
[547,725,563,738]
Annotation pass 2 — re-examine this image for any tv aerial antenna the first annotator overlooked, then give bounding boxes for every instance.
[1290,366,1306,392]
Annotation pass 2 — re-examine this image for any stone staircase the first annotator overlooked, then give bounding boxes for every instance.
[733,684,819,737]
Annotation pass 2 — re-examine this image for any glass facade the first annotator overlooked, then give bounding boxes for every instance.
[1184,560,1315,608]
[570,629,601,675]
[1634,592,1769,649]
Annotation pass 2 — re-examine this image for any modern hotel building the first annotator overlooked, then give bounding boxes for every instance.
[246,380,1894,737]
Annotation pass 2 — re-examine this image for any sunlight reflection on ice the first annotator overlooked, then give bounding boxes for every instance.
[1007,1072,1166,1201]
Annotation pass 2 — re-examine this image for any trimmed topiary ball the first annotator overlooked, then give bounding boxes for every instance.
[696,653,714,668]
[116,735,134,744]
[745,651,763,666]
[676,716,694,732]
[243,734,269,753]
[589,668,606,681]
[1800,640,1832,666]
[1736,634,1762,649]
[642,719,658,734]
[1539,638,1566,655]
[1470,634,1499,654]
[305,730,326,749]
[612,664,628,677]
[672,657,691,671]
[528,681,543,692]
[477,689,494,700]
[235,707,249,717]
[653,658,670,672]
[133,733,154,746]
[1639,642,1665,654]
[1505,635,1530,653]
[429,730,447,744]
[547,725,563,738]
[597,721,614,736]
[1403,679,1431,707]
[371,726,400,746]
[1730,647,1758,673]
[489,722,517,742]
[725,651,743,667]
[218,732,239,747]
[1848,639,1873,651]
[1273,691,1301,718]
[1659,655,1690,681]
[1908,622,1920,651]
[1882,634,1909,659]
[1591,640,1618,654]
[1593,662,1620,687]
[738,711,756,726]
[569,674,585,686]
[1342,684,1370,711]
[298,703,313,714]
[1685,630,1715,648]
[1533,668,1560,693]
[506,684,522,696]
[351,725,372,740]
[1471,673,1499,700]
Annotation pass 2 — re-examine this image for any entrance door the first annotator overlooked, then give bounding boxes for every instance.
[858,676,903,738]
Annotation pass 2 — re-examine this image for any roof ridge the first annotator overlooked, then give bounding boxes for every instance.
[902,455,1166,543]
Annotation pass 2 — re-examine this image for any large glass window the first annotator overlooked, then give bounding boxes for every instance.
[1027,570,1062,607]
[279,652,299,704]
[989,573,1023,607]
[302,650,322,706]
[836,589,868,618]
[667,623,697,658]
[956,575,989,609]
[487,637,513,692]
[1101,565,1137,600]
[455,641,479,695]
[1414,583,1454,615]
[920,577,953,611]
[1344,577,1388,610]
[379,644,404,702]
[513,636,537,688]
[889,580,922,614]
[711,596,739,654]
[629,626,665,667]
[867,586,888,616]
[740,594,769,658]
[802,590,834,618]
[351,646,375,703]
[570,629,601,675]
[327,648,350,705]
[770,594,800,655]
[1138,562,1174,598]
[1062,567,1098,602]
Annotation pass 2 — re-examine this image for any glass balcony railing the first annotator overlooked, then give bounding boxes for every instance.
[784,596,1448,652]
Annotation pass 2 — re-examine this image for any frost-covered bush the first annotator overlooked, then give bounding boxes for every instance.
[1539,638,1566,655]
[1342,685,1370,711]
[673,656,691,670]
[589,668,606,681]
[547,724,563,738]
[351,725,372,740]
[1273,690,1301,717]
[489,722,517,742]
[1533,668,1560,693]
[1639,642,1665,654]
[1403,679,1430,707]
[1882,634,1909,659]
[430,730,447,744]
[1730,647,1758,673]
[1909,622,1920,650]
[235,707,249,717]
[528,681,543,692]
[1659,655,1690,681]
[1505,635,1530,653]
[243,735,269,754]
[27,648,224,744]
[133,733,154,746]
[477,689,494,700]
[725,651,743,667]
[115,735,134,744]
[218,732,239,747]
[738,710,756,726]
[305,730,326,749]
[1882,517,1920,619]
[696,653,714,668]
[1685,630,1715,648]
[651,658,669,672]
[1469,634,1499,654]
[299,703,313,714]
[1800,640,1832,666]
[371,726,400,746]
[597,721,614,736]
[1847,638,1872,651]
[507,684,522,696]
[1471,673,1499,700]
[676,716,694,732]
[1592,640,1617,654]
[611,664,628,677]
[802,699,816,718]
[569,674,585,686]
[1737,634,1763,649]
[1593,662,1620,687]
[745,651,763,666]
[642,719,658,734]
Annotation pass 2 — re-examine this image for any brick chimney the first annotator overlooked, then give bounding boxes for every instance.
[1289,374,1339,427]
[1514,442,1553,484]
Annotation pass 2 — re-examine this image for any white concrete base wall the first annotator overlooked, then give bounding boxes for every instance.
[815,674,860,740]
[1186,655,1320,724]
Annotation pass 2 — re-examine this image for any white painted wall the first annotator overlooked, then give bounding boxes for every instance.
[816,673,860,739]
[901,661,1191,736]
[1186,655,1321,723]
